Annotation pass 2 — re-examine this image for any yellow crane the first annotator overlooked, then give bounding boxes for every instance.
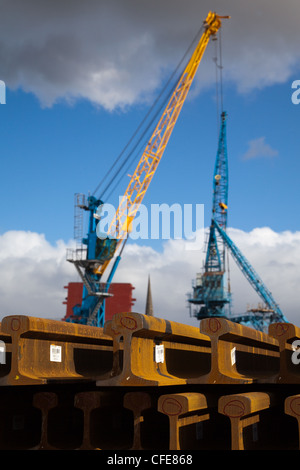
[98,11,229,273]
[67,11,229,326]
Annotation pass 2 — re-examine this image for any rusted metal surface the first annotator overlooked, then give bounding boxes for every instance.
[0,315,113,385]
[188,317,280,384]
[218,392,276,450]
[0,385,295,449]
[33,390,120,450]
[32,392,58,450]
[0,312,300,450]
[96,312,211,386]
[123,392,152,449]
[284,394,300,450]
[0,313,285,387]
[157,392,217,450]
[74,391,103,450]
[269,322,300,383]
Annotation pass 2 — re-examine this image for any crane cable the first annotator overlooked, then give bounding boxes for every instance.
[214,27,224,127]
[92,23,205,201]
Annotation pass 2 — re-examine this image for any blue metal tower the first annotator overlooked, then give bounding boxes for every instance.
[66,194,120,327]
[188,112,288,331]
[189,111,231,319]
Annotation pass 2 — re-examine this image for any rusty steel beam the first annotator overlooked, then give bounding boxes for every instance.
[269,322,300,383]
[32,391,58,450]
[74,391,120,450]
[0,315,113,385]
[96,312,211,387]
[188,317,280,384]
[75,390,134,450]
[33,390,127,450]
[0,322,12,381]
[157,392,217,450]
[74,391,103,450]
[218,392,276,450]
[0,385,299,450]
[123,391,153,450]
[74,390,132,450]
[123,391,171,450]
[285,394,300,449]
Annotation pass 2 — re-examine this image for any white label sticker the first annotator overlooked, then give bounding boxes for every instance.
[0,342,6,364]
[231,347,236,365]
[50,344,62,362]
[155,344,164,363]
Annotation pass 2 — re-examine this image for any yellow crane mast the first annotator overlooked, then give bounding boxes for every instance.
[67,11,229,326]
[97,11,229,275]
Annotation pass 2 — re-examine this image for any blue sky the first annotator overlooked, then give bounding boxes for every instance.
[0,68,298,246]
[0,0,300,324]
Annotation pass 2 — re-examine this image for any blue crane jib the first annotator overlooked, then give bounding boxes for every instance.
[213,219,288,324]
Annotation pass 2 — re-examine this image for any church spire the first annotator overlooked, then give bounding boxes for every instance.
[145,275,154,316]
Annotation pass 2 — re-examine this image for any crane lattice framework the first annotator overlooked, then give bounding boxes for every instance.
[66,12,229,327]
[213,218,289,330]
[188,112,289,332]
[189,111,230,320]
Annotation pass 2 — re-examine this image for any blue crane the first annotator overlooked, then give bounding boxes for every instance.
[65,12,229,327]
[189,111,231,320]
[66,194,120,327]
[189,111,288,331]
[213,218,289,327]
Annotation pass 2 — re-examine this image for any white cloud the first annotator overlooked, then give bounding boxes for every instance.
[1,0,300,109]
[113,226,300,327]
[0,231,77,320]
[0,228,299,330]
[242,137,278,160]
[223,227,300,325]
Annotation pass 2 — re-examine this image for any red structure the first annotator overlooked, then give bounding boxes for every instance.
[62,282,136,322]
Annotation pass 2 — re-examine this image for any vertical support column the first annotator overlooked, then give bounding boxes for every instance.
[218,392,274,450]
[188,317,279,384]
[74,391,103,450]
[98,312,210,387]
[123,392,152,450]
[33,392,58,450]
[285,394,300,448]
[269,322,300,383]
[158,392,214,450]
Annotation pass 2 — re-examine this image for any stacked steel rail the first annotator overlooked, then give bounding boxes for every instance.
[0,312,299,450]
